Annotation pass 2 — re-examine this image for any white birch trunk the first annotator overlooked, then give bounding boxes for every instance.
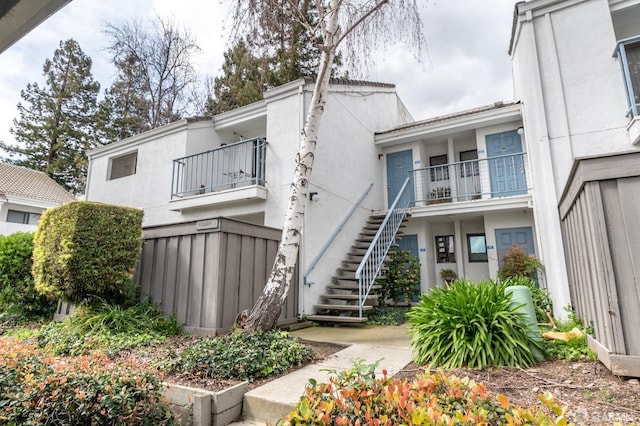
[244,0,340,330]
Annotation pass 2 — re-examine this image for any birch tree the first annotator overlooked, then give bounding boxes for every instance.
[232,0,425,330]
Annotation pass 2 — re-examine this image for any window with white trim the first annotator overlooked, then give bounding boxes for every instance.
[109,151,138,180]
[6,210,41,225]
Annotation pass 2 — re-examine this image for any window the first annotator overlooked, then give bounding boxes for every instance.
[467,234,488,263]
[435,235,455,263]
[6,210,41,225]
[615,37,640,117]
[459,150,479,177]
[109,151,137,180]
[430,155,449,182]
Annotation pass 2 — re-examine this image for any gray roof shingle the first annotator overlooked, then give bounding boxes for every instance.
[0,163,74,204]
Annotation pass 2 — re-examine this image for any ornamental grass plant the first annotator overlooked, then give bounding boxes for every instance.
[408,279,540,369]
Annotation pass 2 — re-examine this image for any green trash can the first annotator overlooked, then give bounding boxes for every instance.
[505,285,545,362]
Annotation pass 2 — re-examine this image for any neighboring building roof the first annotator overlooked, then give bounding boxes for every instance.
[376,100,521,136]
[303,76,396,89]
[0,163,74,204]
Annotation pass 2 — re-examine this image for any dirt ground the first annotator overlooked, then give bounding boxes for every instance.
[395,361,640,425]
[120,337,640,424]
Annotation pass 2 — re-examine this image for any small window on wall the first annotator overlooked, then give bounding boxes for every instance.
[435,235,455,263]
[7,210,41,225]
[109,151,138,180]
[467,233,488,262]
[430,155,449,182]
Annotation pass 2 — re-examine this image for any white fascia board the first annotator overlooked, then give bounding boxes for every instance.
[610,0,640,12]
[4,194,62,210]
[262,78,306,103]
[375,103,522,147]
[88,119,191,159]
[410,195,533,219]
[213,100,267,130]
[517,0,588,18]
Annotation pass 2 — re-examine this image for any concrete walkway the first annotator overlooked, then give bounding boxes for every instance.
[229,324,413,425]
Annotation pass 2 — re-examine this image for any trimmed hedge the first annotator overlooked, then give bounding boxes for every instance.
[0,232,56,318]
[32,201,143,305]
[0,336,175,425]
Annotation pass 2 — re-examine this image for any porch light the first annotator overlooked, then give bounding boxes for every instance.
[309,192,320,202]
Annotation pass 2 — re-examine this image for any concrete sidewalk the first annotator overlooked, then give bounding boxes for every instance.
[229,324,413,425]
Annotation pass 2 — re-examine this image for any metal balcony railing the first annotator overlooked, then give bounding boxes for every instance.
[171,138,267,199]
[410,152,530,205]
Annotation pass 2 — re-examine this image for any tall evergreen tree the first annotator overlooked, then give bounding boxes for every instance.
[0,39,100,194]
[206,39,271,115]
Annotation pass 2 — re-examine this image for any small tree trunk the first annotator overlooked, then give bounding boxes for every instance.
[244,2,340,331]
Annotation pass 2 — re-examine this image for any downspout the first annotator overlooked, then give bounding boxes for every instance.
[298,82,306,316]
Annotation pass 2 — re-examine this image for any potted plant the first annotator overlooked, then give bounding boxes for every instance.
[430,186,452,204]
[439,268,457,286]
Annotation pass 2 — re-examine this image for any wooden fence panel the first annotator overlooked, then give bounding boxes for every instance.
[137,218,299,334]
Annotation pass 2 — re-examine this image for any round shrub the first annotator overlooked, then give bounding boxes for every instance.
[377,249,421,306]
[171,329,314,381]
[408,279,540,369]
[0,232,56,318]
[282,367,570,425]
[0,337,175,425]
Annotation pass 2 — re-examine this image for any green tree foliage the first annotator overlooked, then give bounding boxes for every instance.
[0,39,100,194]
[102,15,201,140]
[32,201,143,305]
[207,40,271,114]
[0,232,56,318]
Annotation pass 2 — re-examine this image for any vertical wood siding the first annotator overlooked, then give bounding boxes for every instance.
[561,172,640,357]
[137,218,299,334]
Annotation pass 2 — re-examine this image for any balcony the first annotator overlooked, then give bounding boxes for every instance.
[614,35,640,144]
[409,152,530,212]
[169,138,267,210]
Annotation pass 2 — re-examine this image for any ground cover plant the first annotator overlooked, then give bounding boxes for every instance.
[0,336,175,425]
[364,306,411,325]
[408,279,541,369]
[36,301,181,356]
[282,360,571,425]
[167,329,315,381]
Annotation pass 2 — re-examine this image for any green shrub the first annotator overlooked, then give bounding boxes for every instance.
[364,306,410,325]
[32,201,143,305]
[282,361,571,425]
[36,301,180,356]
[0,336,175,425]
[0,232,56,318]
[377,249,421,306]
[408,279,540,369]
[542,307,596,361]
[170,330,314,381]
[503,276,553,323]
[498,244,544,282]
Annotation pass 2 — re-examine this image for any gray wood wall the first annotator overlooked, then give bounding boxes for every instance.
[559,152,640,360]
[136,217,299,334]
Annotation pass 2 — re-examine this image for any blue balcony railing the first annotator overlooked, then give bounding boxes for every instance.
[171,138,267,199]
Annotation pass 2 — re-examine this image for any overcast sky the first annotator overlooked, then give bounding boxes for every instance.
[0,0,517,147]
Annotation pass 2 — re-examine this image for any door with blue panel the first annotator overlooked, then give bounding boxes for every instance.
[495,227,535,266]
[386,150,414,208]
[486,131,526,197]
[398,234,420,301]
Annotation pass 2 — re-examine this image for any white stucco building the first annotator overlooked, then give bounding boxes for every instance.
[510,0,640,375]
[0,163,74,235]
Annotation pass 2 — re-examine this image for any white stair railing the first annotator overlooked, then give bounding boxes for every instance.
[355,177,412,318]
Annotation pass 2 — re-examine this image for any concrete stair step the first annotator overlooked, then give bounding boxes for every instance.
[321,294,378,301]
[326,284,381,291]
[306,315,368,323]
[314,304,373,311]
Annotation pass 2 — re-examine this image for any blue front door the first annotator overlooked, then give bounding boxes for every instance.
[386,150,414,208]
[398,234,420,301]
[486,131,526,197]
[495,227,535,267]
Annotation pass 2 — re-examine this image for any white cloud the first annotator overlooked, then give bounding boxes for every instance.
[0,0,518,146]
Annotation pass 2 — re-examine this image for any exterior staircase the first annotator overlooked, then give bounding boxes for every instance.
[308,212,410,324]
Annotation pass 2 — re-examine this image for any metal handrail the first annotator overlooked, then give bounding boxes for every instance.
[355,177,411,318]
[303,183,374,286]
